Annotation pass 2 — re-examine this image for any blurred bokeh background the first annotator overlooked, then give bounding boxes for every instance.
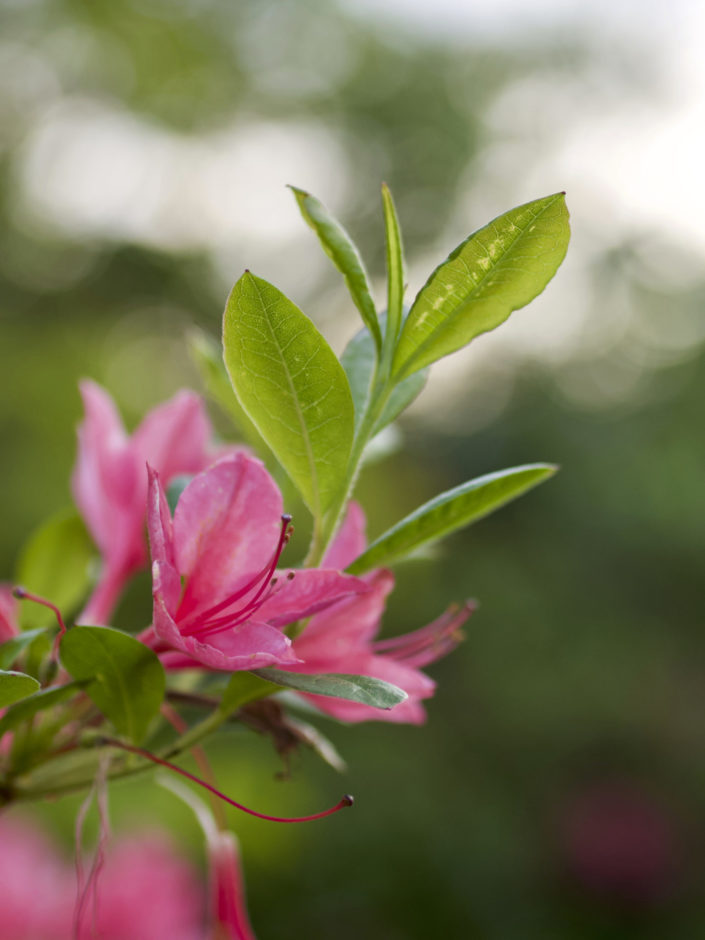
[2,0,704,936]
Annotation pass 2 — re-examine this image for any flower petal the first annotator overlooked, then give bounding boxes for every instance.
[322,501,367,571]
[174,454,284,621]
[255,569,370,628]
[147,467,181,614]
[292,570,394,662]
[0,585,19,642]
[72,381,142,564]
[133,390,212,481]
[154,593,297,671]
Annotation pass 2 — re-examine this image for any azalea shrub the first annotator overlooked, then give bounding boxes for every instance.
[0,186,569,937]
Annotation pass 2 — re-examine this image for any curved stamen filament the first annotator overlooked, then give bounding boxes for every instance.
[97,737,353,823]
[13,586,67,652]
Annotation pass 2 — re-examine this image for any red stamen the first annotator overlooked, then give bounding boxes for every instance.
[98,737,353,823]
[181,515,293,636]
[13,586,67,642]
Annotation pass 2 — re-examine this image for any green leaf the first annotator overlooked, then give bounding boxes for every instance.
[340,325,375,435]
[381,183,405,353]
[348,463,558,574]
[392,193,570,379]
[60,626,165,743]
[223,271,355,518]
[0,680,88,737]
[341,321,428,436]
[219,671,280,716]
[290,186,382,352]
[15,509,97,629]
[0,628,49,670]
[252,668,408,710]
[188,330,270,454]
[0,670,40,707]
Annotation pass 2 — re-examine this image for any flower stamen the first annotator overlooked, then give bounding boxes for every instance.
[97,737,353,823]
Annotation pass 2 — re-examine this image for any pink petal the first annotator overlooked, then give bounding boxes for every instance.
[0,585,19,642]
[147,467,182,615]
[72,381,143,566]
[0,815,73,937]
[154,594,298,671]
[133,390,212,481]
[209,831,257,940]
[174,454,283,621]
[292,570,394,662]
[94,833,205,940]
[255,569,370,628]
[322,501,367,570]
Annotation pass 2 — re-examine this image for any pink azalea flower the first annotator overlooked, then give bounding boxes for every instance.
[72,381,221,626]
[0,816,205,940]
[0,584,19,643]
[142,452,368,672]
[287,503,473,724]
[208,830,257,939]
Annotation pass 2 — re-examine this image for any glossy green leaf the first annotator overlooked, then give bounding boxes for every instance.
[381,183,405,353]
[0,628,49,670]
[348,463,558,573]
[188,330,269,454]
[219,671,279,716]
[252,668,407,710]
[340,325,375,434]
[393,193,570,379]
[290,186,382,352]
[0,680,87,737]
[15,509,97,629]
[0,670,40,707]
[60,626,165,743]
[223,271,355,518]
[341,320,428,437]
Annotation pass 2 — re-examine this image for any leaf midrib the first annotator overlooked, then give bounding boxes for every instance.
[89,631,137,742]
[248,274,321,519]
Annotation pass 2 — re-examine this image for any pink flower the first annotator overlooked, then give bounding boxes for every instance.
[0,584,19,643]
[72,381,221,626]
[559,779,680,907]
[0,816,205,940]
[208,830,257,939]
[287,503,472,724]
[143,452,367,672]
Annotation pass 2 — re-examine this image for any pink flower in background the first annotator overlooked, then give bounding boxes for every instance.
[0,584,19,642]
[72,381,221,626]
[208,830,257,939]
[0,816,205,940]
[287,503,472,724]
[142,453,367,672]
[559,778,680,907]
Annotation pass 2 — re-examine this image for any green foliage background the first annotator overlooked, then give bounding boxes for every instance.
[2,1,704,937]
